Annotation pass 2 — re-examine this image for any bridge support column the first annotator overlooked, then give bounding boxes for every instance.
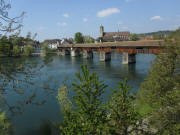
[122,53,136,64]
[99,51,111,61]
[71,48,80,57]
[58,49,70,56]
[83,50,93,59]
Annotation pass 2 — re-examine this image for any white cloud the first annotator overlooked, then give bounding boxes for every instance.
[63,13,69,18]
[57,22,68,27]
[97,8,120,18]
[83,18,88,22]
[150,16,162,20]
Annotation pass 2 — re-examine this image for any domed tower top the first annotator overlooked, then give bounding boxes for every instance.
[100,25,104,37]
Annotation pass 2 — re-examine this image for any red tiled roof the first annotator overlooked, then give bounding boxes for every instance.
[103,32,130,38]
[103,32,130,41]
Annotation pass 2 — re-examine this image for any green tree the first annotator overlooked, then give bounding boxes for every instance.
[130,34,139,41]
[58,65,109,134]
[10,37,24,47]
[74,32,84,44]
[0,36,11,56]
[83,35,95,43]
[137,28,180,134]
[12,45,21,56]
[24,45,34,56]
[108,80,140,135]
[41,43,51,56]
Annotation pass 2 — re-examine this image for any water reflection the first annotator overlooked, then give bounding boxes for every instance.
[122,64,136,76]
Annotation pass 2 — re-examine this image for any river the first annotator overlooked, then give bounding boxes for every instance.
[0,53,155,135]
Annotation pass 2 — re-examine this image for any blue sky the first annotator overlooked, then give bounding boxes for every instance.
[9,0,180,41]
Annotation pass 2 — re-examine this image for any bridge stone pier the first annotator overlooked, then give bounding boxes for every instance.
[83,50,93,59]
[99,51,111,61]
[58,49,70,56]
[122,53,136,64]
[71,48,80,57]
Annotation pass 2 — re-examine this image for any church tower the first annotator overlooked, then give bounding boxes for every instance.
[100,25,104,37]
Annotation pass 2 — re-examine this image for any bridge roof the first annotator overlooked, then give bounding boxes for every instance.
[58,40,165,48]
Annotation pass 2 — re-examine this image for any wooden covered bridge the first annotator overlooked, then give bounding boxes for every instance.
[58,40,165,64]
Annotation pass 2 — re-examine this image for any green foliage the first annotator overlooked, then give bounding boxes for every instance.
[138,40,180,108]
[152,34,164,40]
[83,36,95,43]
[10,37,24,47]
[25,32,32,41]
[137,31,171,38]
[137,28,180,133]
[41,43,51,55]
[24,45,34,56]
[57,85,72,114]
[12,45,21,56]
[0,112,11,135]
[108,80,139,134]
[130,34,139,41]
[169,27,180,39]
[74,32,84,44]
[0,36,11,56]
[58,65,109,134]
[58,66,149,134]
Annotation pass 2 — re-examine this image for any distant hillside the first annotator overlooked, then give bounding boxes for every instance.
[137,30,172,37]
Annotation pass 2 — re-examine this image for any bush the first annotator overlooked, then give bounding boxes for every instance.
[41,43,51,55]
[130,34,139,41]
[12,46,21,56]
[0,112,11,135]
[24,45,34,56]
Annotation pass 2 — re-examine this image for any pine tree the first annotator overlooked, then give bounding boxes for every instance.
[58,65,109,135]
[108,80,140,135]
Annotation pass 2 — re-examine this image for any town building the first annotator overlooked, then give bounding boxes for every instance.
[61,38,73,45]
[44,39,61,49]
[145,36,153,40]
[22,40,40,53]
[100,25,130,42]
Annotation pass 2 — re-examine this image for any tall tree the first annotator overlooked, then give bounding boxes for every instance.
[58,65,109,134]
[108,80,139,135]
[74,32,84,44]
[0,36,11,56]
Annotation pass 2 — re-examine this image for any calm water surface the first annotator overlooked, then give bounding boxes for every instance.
[2,53,155,135]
